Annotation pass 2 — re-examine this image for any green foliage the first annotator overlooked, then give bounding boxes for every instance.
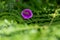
[0,0,60,40]
[0,0,59,24]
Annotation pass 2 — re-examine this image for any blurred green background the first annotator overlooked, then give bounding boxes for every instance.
[0,0,60,40]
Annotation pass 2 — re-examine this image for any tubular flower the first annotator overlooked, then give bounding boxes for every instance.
[21,9,33,19]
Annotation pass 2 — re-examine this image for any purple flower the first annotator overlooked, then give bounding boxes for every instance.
[21,9,33,19]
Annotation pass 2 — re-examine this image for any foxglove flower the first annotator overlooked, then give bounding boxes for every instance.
[21,9,33,19]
